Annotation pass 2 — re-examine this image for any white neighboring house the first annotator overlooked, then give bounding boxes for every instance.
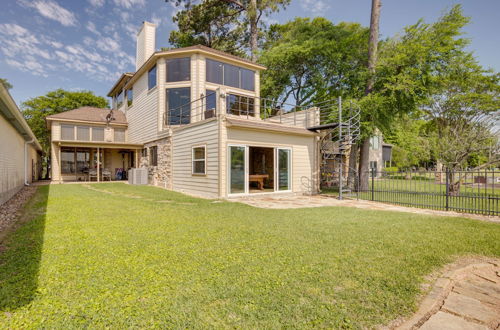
[48,22,321,198]
[0,84,42,205]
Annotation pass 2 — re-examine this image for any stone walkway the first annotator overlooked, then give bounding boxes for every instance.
[233,194,500,223]
[396,259,500,330]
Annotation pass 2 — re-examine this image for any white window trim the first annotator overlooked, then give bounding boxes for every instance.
[192,144,207,175]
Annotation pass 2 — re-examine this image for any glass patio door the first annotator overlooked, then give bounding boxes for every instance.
[277,148,291,191]
[229,145,247,195]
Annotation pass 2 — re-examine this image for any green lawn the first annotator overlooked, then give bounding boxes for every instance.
[0,183,499,328]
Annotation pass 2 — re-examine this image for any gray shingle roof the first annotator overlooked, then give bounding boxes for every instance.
[46,107,127,124]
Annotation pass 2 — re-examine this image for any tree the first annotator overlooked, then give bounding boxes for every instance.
[358,0,381,190]
[0,78,12,90]
[169,0,247,57]
[424,55,500,172]
[22,89,108,179]
[166,0,290,61]
[259,18,368,106]
[383,116,433,169]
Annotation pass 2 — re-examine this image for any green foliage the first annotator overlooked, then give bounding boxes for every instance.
[1,183,499,328]
[167,0,290,57]
[21,89,108,175]
[0,78,12,90]
[259,18,369,105]
[384,116,433,169]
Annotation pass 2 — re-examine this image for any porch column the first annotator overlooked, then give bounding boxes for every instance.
[97,147,100,182]
[58,144,62,183]
[135,149,139,168]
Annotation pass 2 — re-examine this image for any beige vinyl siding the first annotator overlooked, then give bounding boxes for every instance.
[0,115,37,204]
[226,127,318,195]
[127,67,159,143]
[172,119,219,198]
[51,122,60,140]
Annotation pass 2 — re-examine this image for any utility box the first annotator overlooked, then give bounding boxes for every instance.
[128,168,148,185]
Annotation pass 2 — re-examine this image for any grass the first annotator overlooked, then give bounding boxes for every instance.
[0,183,499,328]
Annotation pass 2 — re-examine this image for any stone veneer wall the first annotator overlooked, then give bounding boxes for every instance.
[139,136,172,189]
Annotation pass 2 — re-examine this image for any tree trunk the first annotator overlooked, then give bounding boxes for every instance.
[359,0,381,189]
[358,138,371,190]
[249,0,258,62]
[347,144,359,190]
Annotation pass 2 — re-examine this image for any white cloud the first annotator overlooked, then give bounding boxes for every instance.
[113,0,145,9]
[151,14,162,27]
[96,37,121,53]
[23,0,78,27]
[86,21,101,35]
[89,0,105,7]
[300,0,329,15]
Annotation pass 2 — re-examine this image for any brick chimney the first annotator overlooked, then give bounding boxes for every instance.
[136,21,156,70]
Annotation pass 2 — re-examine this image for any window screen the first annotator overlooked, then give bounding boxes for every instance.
[114,128,125,142]
[77,126,90,141]
[167,57,190,82]
[61,125,74,140]
[92,127,104,141]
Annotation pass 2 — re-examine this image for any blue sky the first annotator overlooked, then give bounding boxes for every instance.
[1,0,498,106]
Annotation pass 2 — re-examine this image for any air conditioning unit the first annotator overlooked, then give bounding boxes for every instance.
[128,168,148,185]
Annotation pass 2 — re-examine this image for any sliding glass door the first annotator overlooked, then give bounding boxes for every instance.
[277,148,291,191]
[229,145,247,194]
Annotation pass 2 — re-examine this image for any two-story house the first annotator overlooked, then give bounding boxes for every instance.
[48,22,320,198]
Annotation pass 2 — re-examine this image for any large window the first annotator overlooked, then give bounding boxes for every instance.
[166,57,190,82]
[226,94,255,116]
[116,90,124,108]
[192,146,206,175]
[206,59,223,85]
[206,59,255,91]
[61,125,74,140]
[92,127,104,141]
[114,128,126,142]
[61,147,75,174]
[205,89,217,119]
[166,88,191,125]
[76,149,90,174]
[148,65,157,90]
[77,126,90,141]
[149,146,158,166]
[126,89,133,106]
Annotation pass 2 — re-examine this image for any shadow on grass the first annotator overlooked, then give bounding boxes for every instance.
[0,185,49,312]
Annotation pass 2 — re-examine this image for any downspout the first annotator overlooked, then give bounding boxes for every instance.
[24,139,35,186]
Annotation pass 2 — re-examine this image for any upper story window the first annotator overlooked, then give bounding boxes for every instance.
[206,59,255,91]
[166,57,190,82]
[166,88,191,125]
[226,94,255,116]
[370,136,380,150]
[148,65,157,90]
[77,126,90,141]
[92,127,104,141]
[114,128,126,142]
[61,125,75,140]
[116,90,124,108]
[204,89,217,119]
[126,89,133,107]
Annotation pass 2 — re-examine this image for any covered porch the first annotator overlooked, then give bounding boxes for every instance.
[53,141,143,182]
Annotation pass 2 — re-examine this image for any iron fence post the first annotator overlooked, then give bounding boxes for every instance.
[445,168,449,211]
[371,168,375,201]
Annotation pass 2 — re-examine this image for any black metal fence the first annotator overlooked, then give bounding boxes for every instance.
[356,169,500,216]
